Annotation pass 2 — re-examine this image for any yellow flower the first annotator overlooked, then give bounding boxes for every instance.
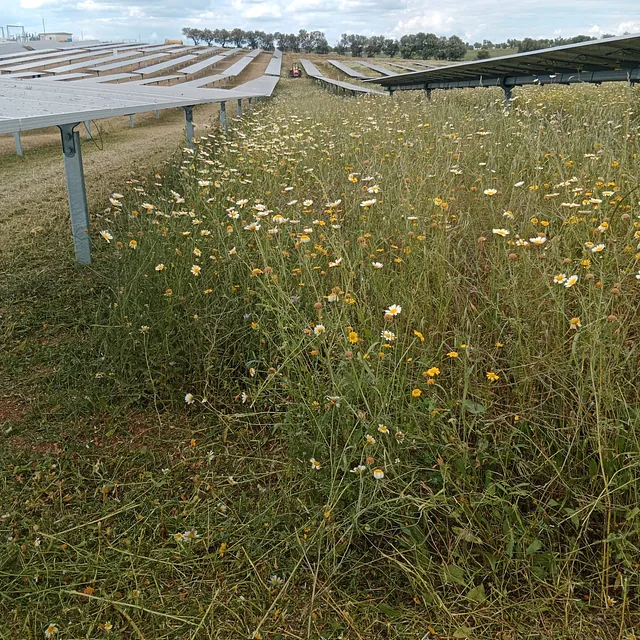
[411,388,422,398]
[310,458,321,470]
[570,317,582,329]
[483,189,498,196]
[378,424,389,434]
[348,331,359,344]
[128,240,138,249]
[155,264,165,271]
[413,330,424,342]
[447,351,459,358]
[486,371,499,382]
[425,367,440,378]
[191,265,201,276]
[373,468,385,479]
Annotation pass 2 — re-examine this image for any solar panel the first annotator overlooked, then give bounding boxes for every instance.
[357,61,398,76]
[48,51,146,75]
[132,54,198,76]
[1,49,123,73]
[125,75,184,86]
[77,73,139,83]
[299,59,322,78]
[177,49,242,76]
[89,52,170,73]
[326,60,368,79]
[369,33,640,92]
[265,53,282,77]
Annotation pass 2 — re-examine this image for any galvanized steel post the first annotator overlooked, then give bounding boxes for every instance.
[183,105,194,149]
[220,101,227,131]
[13,132,23,156]
[129,114,134,128]
[58,123,91,265]
[84,121,92,139]
[237,99,242,118]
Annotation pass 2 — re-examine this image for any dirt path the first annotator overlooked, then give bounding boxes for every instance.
[0,102,224,259]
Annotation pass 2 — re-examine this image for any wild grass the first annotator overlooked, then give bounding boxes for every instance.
[1,79,639,639]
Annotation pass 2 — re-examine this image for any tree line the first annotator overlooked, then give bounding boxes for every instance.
[181,27,618,61]
[181,28,329,54]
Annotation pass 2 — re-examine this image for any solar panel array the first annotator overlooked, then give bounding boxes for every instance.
[326,59,368,79]
[300,59,385,95]
[357,61,398,76]
[368,33,640,92]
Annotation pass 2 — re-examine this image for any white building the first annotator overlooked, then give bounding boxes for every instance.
[39,32,72,43]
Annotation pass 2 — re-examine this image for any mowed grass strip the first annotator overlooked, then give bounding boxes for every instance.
[1,78,639,639]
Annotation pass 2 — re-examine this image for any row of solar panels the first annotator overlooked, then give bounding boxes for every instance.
[299,59,385,96]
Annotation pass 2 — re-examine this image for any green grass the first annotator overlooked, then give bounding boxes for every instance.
[1,79,640,639]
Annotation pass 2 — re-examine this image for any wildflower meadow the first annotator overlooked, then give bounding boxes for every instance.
[1,77,640,639]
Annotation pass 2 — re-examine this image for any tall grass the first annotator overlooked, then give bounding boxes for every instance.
[3,79,640,638]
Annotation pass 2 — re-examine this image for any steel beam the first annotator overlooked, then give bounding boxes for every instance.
[183,105,194,149]
[13,131,23,156]
[58,123,91,265]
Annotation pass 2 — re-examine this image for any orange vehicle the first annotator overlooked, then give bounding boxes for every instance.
[165,39,183,45]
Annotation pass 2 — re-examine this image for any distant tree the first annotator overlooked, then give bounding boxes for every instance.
[230,28,245,47]
[445,35,468,60]
[347,34,368,57]
[182,28,202,45]
[311,31,330,54]
[365,35,385,57]
[201,28,215,46]
[382,38,399,57]
[334,41,347,55]
[257,31,275,50]
[245,30,259,48]
[476,49,491,60]
[399,34,416,58]
[216,29,230,47]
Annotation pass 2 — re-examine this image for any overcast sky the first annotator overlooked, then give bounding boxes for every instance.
[7,0,640,45]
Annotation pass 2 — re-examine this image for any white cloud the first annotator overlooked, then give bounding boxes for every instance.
[241,2,282,18]
[393,11,454,36]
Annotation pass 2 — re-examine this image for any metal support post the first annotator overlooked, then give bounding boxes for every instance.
[13,132,23,156]
[155,110,160,120]
[248,97,252,110]
[424,86,432,101]
[58,123,91,265]
[237,99,242,119]
[499,78,513,111]
[220,102,227,132]
[84,121,92,139]
[503,85,512,110]
[129,114,134,128]
[183,105,194,149]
